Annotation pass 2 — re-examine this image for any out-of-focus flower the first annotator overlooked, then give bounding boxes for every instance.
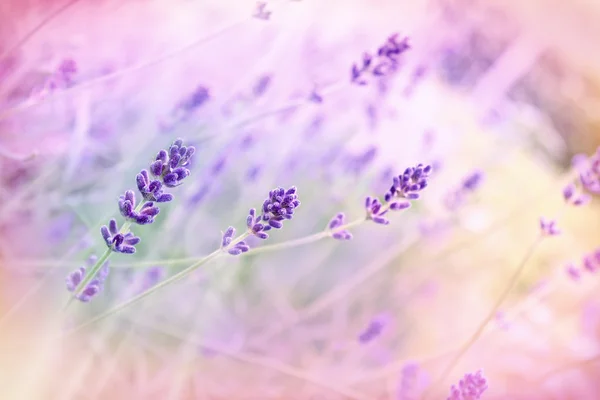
[351,34,410,85]
[358,313,390,344]
[253,2,271,20]
[539,217,560,236]
[327,213,352,240]
[447,370,488,400]
[65,255,110,303]
[576,147,600,194]
[444,170,485,210]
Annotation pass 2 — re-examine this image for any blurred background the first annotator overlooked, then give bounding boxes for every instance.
[1,0,600,399]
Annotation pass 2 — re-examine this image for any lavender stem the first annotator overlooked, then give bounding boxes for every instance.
[63,202,144,310]
[62,232,251,335]
[246,218,366,255]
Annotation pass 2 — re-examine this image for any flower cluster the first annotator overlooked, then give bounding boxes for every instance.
[539,217,560,236]
[563,147,599,207]
[253,2,271,20]
[327,213,352,240]
[566,248,600,281]
[358,314,390,344]
[351,33,411,85]
[447,370,488,400]
[445,170,484,210]
[221,227,250,256]
[365,163,431,225]
[65,256,110,302]
[247,186,300,238]
[101,138,195,254]
[101,219,140,254]
[221,186,301,256]
[576,146,600,194]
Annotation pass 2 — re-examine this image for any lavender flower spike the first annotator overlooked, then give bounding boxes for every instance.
[365,163,430,225]
[66,256,110,303]
[539,217,560,236]
[447,370,488,400]
[328,212,353,240]
[224,187,301,256]
[101,219,140,254]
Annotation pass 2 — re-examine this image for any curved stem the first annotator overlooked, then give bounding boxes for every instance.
[245,218,366,255]
[63,204,141,310]
[61,233,250,336]
[422,235,544,399]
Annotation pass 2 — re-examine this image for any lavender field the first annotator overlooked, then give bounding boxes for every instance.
[1,0,600,399]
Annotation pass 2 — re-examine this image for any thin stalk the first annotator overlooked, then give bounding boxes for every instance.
[61,233,250,336]
[63,202,142,310]
[246,218,366,255]
[422,235,544,399]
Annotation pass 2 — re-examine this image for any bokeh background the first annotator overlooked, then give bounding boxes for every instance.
[1,0,600,399]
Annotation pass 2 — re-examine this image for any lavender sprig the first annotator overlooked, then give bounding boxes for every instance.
[65,138,195,306]
[351,33,410,85]
[447,370,488,400]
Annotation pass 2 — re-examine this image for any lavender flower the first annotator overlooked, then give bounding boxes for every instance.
[562,183,591,206]
[385,164,432,201]
[253,2,271,20]
[327,213,352,240]
[566,263,582,281]
[118,191,160,225]
[351,34,410,85]
[252,75,271,97]
[222,187,300,256]
[149,139,194,187]
[447,370,488,400]
[364,163,430,225]
[445,170,484,210]
[65,256,110,302]
[576,147,600,194]
[136,170,174,203]
[178,85,210,112]
[539,217,560,236]
[358,314,390,344]
[101,219,141,254]
[249,186,300,234]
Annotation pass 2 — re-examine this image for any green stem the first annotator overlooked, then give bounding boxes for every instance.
[246,218,366,255]
[62,233,250,336]
[63,203,142,311]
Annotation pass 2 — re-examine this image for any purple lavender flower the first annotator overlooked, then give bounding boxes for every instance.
[562,183,591,206]
[351,34,410,85]
[136,170,174,203]
[576,147,600,194]
[445,170,484,210]
[65,256,110,302]
[583,251,600,273]
[248,186,300,234]
[252,75,271,97]
[358,313,390,344]
[385,164,432,201]
[101,218,140,254]
[118,190,160,225]
[539,217,560,236]
[149,139,194,187]
[447,370,488,400]
[327,213,352,240]
[253,2,271,20]
[566,263,582,281]
[178,85,210,112]
[223,187,300,255]
[362,163,430,226]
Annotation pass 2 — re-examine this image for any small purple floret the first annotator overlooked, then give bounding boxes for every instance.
[327,213,352,240]
[65,256,110,303]
[447,370,488,400]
